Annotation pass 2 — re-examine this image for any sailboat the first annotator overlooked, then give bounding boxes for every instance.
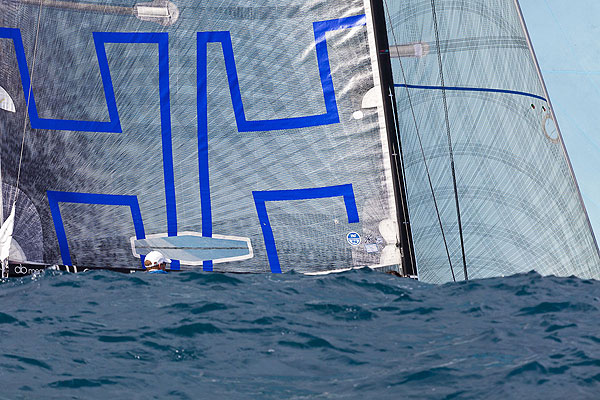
[0,0,597,283]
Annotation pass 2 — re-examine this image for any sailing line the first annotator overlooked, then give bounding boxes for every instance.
[14,0,44,208]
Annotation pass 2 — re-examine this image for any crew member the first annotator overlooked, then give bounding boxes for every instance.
[144,250,171,274]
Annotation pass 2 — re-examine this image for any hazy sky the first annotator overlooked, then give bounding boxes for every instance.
[521,1,600,239]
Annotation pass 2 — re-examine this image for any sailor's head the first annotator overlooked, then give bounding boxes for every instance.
[144,250,171,271]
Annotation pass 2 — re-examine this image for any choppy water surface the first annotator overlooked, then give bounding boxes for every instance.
[1,269,600,399]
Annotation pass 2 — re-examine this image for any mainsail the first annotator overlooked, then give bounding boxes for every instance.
[0,0,406,274]
[384,0,600,283]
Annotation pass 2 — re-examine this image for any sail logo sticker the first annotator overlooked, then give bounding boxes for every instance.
[347,232,361,246]
[12,266,43,275]
[13,266,28,274]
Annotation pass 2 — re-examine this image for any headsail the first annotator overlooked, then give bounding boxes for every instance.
[384,0,600,282]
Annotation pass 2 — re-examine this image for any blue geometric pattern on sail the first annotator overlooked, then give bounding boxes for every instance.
[0,27,121,132]
[252,184,359,273]
[394,83,547,102]
[197,15,365,271]
[47,191,146,267]
[1,29,179,265]
[1,29,177,227]
[92,32,178,243]
[197,14,366,132]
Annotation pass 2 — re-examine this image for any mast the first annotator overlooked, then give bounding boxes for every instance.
[368,0,417,277]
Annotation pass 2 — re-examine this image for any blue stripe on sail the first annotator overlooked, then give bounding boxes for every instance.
[0,29,180,268]
[197,31,212,272]
[0,27,121,132]
[47,191,146,267]
[197,15,366,271]
[252,184,359,273]
[93,32,178,243]
[394,83,547,102]
[197,14,365,133]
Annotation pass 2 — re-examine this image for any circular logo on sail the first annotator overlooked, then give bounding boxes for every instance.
[347,232,361,246]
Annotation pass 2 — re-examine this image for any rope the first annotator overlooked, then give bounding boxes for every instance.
[13,0,44,207]
[382,0,456,281]
[430,0,468,280]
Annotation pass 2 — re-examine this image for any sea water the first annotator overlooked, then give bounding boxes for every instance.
[1,269,599,399]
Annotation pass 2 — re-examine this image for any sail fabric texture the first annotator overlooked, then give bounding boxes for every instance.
[385,0,600,283]
[0,0,401,273]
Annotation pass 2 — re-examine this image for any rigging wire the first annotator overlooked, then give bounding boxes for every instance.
[430,0,468,280]
[14,0,45,208]
[382,0,456,281]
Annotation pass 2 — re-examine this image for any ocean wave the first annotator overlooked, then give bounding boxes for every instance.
[1,269,600,398]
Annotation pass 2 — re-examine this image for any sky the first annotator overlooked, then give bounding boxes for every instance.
[521,1,600,239]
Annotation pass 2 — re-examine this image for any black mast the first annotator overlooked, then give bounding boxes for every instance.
[369,0,417,277]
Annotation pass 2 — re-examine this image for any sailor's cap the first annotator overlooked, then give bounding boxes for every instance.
[144,250,171,268]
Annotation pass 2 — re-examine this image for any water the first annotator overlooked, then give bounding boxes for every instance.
[1,269,599,399]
